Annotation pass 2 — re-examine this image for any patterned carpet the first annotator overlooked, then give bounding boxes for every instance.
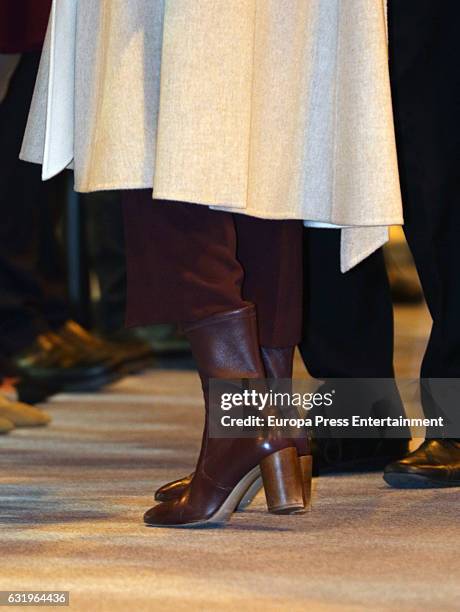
[0,304,459,611]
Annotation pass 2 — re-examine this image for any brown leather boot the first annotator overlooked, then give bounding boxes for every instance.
[144,305,306,527]
[154,345,312,509]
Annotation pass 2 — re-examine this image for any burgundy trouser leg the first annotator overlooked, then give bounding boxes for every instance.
[234,213,303,347]
[122,191,302,347]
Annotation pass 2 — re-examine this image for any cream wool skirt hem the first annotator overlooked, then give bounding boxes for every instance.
[20,0,403,272]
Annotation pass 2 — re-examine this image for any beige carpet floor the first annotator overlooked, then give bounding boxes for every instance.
[1,303,459,611]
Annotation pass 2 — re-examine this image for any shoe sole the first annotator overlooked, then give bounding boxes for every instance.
[236,474,263,511]
[384,472,460,489]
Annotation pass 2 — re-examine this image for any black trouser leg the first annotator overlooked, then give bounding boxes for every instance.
[0,52,47,354]
[299,229,408,468]
[299,228,394,379]
[85,191,127,334]
[0,52,69,357]
[389,0,460,437]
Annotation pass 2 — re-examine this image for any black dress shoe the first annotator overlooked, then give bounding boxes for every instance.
[384,439,460,488]
[14,377,58,405]
[0,356,57,404]
[312,438,411,475]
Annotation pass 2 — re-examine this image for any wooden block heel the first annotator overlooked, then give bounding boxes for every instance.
[297,454,313,513]
[260,447,305,514]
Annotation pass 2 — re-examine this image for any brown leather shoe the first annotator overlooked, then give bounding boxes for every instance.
[383,439,460,488]
[12,328,119,392]
[59,320,154,375]
[153,345,312,509]
[144,305,307,527]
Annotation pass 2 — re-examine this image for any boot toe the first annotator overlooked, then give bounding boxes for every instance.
[144,501,187,527]
[154,474,193,502]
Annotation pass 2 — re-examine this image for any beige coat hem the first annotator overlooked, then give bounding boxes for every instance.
[20,0,403,272]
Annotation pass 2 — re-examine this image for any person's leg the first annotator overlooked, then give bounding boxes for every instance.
[123,195,303,341]
[84,191,127,333]
[384,0,460,487]
[0,51,48,356]
[152,210,310,506]
[234,214,312,504]
[122,193,307,525]
[38,172,70,331]
[299,228,409,472]
[123,192,246,505]
[300,229,394,379]
[122,193,247,326]
[0,55,140,398]
[390,0,460,382]
[0,53,76,401]
[0,56,127,397]
[0,52,71,355]
[233,214,303,349]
